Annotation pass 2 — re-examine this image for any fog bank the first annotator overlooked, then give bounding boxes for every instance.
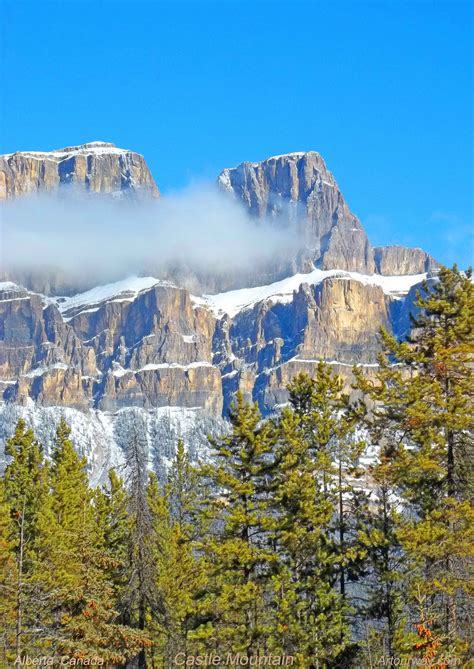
[0,185,299,292]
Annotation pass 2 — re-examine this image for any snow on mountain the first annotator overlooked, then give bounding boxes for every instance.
[14,267,426,321]
[194,268,427,318]
[2,141,133,161]
[54,276,173,317]
[264,152,307,161]
[111,361,215,377]
[0,402,225,486]
[0,282,25,292]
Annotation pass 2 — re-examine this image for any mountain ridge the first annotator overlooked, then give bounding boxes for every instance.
[0,268,426,416]
[218,150,437,276]
[0,140,440,478]
[0,140,159,200]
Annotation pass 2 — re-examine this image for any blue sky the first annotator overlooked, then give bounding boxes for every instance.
[1,0,472,267]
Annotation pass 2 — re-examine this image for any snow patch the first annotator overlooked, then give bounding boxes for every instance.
[55,276,170,315]
[0,403,226,486]
[1,142,133,161]
[265,152,307,161]
[181,334,198,343]
[112,362,214,377]
[195,268,426,318]
[22,363,69,378]
[0,282,25,292]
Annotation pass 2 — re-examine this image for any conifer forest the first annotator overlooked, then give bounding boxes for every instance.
[1,266,473,668]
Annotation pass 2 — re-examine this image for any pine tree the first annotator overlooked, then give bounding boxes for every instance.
[95,468,130,605]
[356,266,474,662]
[356,452,404,664]
[3,419,47,659]
[120,418,163,668]
[34,418,150,664]
[196,393,276,657]
[167,440,202,541]
[151,441,208,665]
[0,479,17,667]
[270,370,354,666]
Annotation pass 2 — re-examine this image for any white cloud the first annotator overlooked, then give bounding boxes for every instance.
[0,185,299,288]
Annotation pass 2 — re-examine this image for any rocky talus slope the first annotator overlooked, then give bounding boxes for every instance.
[0,143,438,479]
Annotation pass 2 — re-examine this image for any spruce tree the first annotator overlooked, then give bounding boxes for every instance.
[271,369,355,666]
[196,393,276,657]
[95,468,130,605]
[356,266,474,662]
[0,479,17,667]
[152,441,207,665]
[3,419,47,659]
[356,452,404,663]
[35,418,150,664]
[120,420,163,668]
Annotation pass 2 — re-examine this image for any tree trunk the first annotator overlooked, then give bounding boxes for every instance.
[338,459,345,596]
[15,499,26,660]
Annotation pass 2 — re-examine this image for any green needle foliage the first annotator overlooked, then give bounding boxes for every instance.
[0,478,17,667]
[355,265,474,665]
[195,393,277,657]
[270,369,359,667]
[0,265,471,668]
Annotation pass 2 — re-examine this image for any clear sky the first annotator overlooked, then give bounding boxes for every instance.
[1,0,472,267]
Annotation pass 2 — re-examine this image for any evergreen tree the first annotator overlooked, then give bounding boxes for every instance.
[121,419,163,668]
[151,441,208,665]
[356,266,474,662]
[167,440,202,540]
[356,452,404,664]
[0,479,17,667]
[271,370,354,666]
[3,419,47,659]
[34,418,150,664]
[196,393,276,657]
[94,468,130,605]
[287,367,368,594]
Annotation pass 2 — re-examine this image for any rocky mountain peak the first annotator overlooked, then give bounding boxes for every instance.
[218,150,438,277]
[0,141,159,200]
[218,150,374,274]
[58,141,118,151]
[0,141,442,480]
[218,150,335,196]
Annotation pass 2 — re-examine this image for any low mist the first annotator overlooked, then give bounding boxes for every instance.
[0,185,299,294]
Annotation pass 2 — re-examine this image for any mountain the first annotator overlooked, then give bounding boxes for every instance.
[218,151,437,276]
[0,142,438,480]
[0,267,425,480]
[0,141,159,200]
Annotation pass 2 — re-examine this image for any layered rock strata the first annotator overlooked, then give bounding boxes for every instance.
[218,152,437,276]
[0,141,159,200]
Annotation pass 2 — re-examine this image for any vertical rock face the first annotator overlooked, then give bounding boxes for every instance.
[0,283,97,409]
[374,246,438,275]
[0,271,425,416]
[219,151,375,274]
[0,141,159,200]
[0,279,223,415]
[216,277,393,413]
[0,140,440,476]
[218,151,437,276]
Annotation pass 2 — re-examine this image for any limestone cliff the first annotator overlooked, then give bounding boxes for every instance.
[0,279,221,415]
[218,151,375,274]
[0,141,439,477]
[218,152,437,276]
[0,270,425,417]
[374,245,438,275]
[0,141,159,200]
[0,143,437,291]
